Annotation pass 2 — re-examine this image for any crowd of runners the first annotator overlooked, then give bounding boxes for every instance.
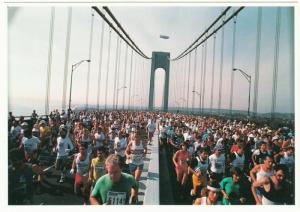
[8,109,295,205]
[8,109,155,205]
[157,112,295,205]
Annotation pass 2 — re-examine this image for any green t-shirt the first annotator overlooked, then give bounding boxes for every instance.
[219,177,241,205]
[91,172,138,205]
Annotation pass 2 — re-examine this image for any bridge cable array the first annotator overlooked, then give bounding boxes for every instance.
[92,6,151,60]
[172,7,244,61]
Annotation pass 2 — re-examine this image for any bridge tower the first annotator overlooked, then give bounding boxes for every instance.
[148,52,170,111]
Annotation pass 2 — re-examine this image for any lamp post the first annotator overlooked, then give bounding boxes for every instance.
[131,94,139,110]
[68,59,90,111]
[139,97,143,110]
[192,90,201,114]
[173,100,180,112]
[233,68,251,117]
[179,97,186,109]
[116,86,127,109]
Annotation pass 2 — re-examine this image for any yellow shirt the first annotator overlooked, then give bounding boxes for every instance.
[39,126,50,138]
[91,157,106,182]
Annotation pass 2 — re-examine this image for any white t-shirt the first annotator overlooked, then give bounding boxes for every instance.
[279,152,294,173]
[94,132,106,147]
[75,153,90,176]
[10,125,22,138]
[114,137,127,157]
[231,152,245,171]
[209,153,225,173]
[147,123,156,132]
[22,136,41,153]
[56,136,74,158]
[129,141,144,165]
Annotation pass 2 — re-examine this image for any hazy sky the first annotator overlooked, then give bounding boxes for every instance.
[7,6,294,115]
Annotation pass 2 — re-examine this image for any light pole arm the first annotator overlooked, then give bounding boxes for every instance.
[68,59,90,110]
[72,59,90,70]
[192,90,200,96]
[233,68,251,83]
[233,68,251,117]
[68,66,74,110]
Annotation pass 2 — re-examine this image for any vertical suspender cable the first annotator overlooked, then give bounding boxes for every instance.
[201,37,208,114]
[122,44,128,110]
[192,48,198,113]
[116,40,122,109]
[127,49,133,109]
[210,33,216,114]
[104,28,112,110]
[183,56,187,110]
[197,49,201,113]
[62,7,72,111]
[45,7,55,115]
[218,16,226,115]
[289,8,294,115]
[176,61,179,110]
[199,44,204,113]
[113,37,120,109]
[86,9,95,110]
[142,60,145,110]
[186,53,192,111]
[253,8,262,117]
[97,18,105,111]
[229,16,237,115]
[173,61,178,110]
[271,7,281,119]
[172,62,176,109]
[133,55,137,109]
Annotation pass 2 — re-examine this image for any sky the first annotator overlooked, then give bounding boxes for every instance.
[7,5,294,116]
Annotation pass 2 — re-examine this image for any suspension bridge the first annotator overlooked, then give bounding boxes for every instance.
[7,6,294,205]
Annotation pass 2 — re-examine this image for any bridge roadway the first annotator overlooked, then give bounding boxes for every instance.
[30,132,160,205]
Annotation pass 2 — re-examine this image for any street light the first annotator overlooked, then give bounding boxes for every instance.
[179,97,186,109]
[192,90,200,96]
[192,90,201,114]
[131,94,139,110]
[68,59,91,111]
[116,86,127,109]
[233,68,251,117]
[117,86,127,92]
[139,97,143,110]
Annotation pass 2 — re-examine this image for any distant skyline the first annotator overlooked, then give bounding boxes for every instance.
[7,6,294,116]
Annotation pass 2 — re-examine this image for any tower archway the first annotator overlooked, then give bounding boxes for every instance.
[148,52,170,111]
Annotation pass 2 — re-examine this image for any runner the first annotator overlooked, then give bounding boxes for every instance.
[90,154,138,205]
[189,147,209,197]
[208,146,226,183]
[70,143,91,204]
[251,142,270,167]
[89,147,106,188]
[252,164,291,205]
[126,129,147,181]
[9,148,45,204]
[219,167,247,205]
[20,123,41,164]
[146,118,156,145]
[55,125,74,183]
[114,128,127,170]
[93,126,106,149]
[250,155,274,204]
[80,128,93,156]
[173,142,190,186]
[228,143,245,172]
[193,181,222,205]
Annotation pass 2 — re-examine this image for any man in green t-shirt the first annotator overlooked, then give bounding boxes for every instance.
[90,154,138,205]
[220,167,247,205]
